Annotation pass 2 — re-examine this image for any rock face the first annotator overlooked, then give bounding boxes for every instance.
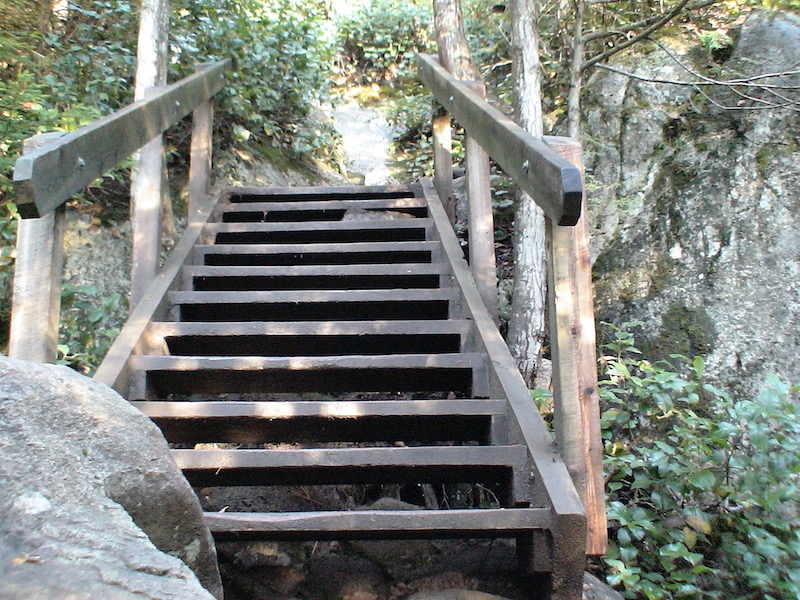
[0,356,222,599]
[583,10,800,393]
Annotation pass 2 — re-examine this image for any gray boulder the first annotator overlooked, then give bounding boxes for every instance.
[583,10,800,394]
[0,356,222,599]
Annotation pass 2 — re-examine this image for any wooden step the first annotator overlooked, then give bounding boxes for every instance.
[225,185,418,203]
[131,399,505,445]
[128,353,488,400]
[168,289,458,322]
[204,508,551,541]
[146,320,471,356]
[207,219,433,245]
[182,264,448,292]
[194,241,439,267]
[172,445,527,492]
[218,198,427,223]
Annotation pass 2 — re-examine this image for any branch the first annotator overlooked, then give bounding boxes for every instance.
[582,0,718,48]
[594,63,800,111]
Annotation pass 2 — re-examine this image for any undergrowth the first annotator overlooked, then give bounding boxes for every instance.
[598,322,800,599]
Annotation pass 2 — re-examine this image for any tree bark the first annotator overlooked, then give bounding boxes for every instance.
[432,0,499,321]
[130,0,171,306]
[507,0,548,386]
[567,0,586,138]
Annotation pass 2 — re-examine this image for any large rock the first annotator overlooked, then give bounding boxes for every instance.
[0,356,223,599]
[583,11,800,394]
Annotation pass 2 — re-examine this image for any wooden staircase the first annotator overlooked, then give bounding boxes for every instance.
[94,180,586,598]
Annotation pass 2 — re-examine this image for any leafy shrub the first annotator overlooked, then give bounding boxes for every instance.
[336,0,433,84]
[171,0,338,157]
[599,322,800,599]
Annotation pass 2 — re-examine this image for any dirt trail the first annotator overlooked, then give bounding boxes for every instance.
[332,99,396,185]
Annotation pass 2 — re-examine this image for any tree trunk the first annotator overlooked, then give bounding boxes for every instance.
[432,0,499,321]
[567,0,586,138]
[507,0,548,386]
[130,0,171,306]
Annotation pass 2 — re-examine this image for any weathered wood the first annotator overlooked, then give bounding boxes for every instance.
[226,184,417,201]
[417,55,582,225]
[173,445,526,488]
[182,263,446,279]
[432,113,455,222]
[464,133,499,322]
[129,353,486,372]
[130,133,164,307]
[205,508,551,541]
[188,66,214,222]
[8,133,67,362]
[219,197,427,214]
[13,60,231,218]
[146,320,472,339]
[421,179,586,517]
[132,399,505,419]
[207,219,433,234]
[168,288,459,305]
[546,136,607,556]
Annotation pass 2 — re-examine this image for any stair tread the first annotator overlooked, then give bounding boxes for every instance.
[131,399,506,418]
[130,353,485,371]
[168,289,459,304]
[195,241,440,255]
[173,445,527,470]
[204,508,551,539]
[207,219,432,233]
[183,264,446,277]
[147,320,472,337]
[225,184,417,201]
[219,198,426,212]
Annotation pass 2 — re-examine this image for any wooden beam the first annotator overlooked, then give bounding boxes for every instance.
[188,64,214,222]
[545,136,607,556]
[417,54,582,225]
[8,133,67,362]
[432,113,454,222]
[13,59,231,218]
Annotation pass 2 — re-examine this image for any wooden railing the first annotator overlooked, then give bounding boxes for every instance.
[417,54,607,555]
[8,60,232,363]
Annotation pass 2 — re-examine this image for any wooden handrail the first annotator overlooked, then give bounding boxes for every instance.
[417,54,607,555]
[13,59,231,219]
[417,54,582,226]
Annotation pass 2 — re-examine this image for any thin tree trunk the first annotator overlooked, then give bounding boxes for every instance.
[567,0,586,138]
[507,0,547,386]
[130,0,171,305]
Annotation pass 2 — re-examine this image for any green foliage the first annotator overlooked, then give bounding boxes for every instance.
[600,322,800,599]
[172,0,338,157]
[58,284,127,374]
[336,0,433,84]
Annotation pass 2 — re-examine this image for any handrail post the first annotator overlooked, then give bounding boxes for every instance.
[188,64,214,223]
[546,136,608,556]
[432,110,454,224]
[8,133,67,362]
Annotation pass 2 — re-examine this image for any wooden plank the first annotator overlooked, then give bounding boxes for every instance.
[546,137,607,556]
[93,189,220,392]
[420,179,586,520]
[205,508,551,541]
[464,134,499,322]
[182,264,447,278]
[130,353,486,372]
[131,399,506,419]
[432,113,455,222]
[168,288,459,305]
[188,65,215,221]
[173,445,525,472]
[13,60,231,218]
[416,55,582,226]
[219,198,427,213]
[223,184,417,201]
[8,133,67,362]
[206,219,433,234]
[146,320,472,338]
